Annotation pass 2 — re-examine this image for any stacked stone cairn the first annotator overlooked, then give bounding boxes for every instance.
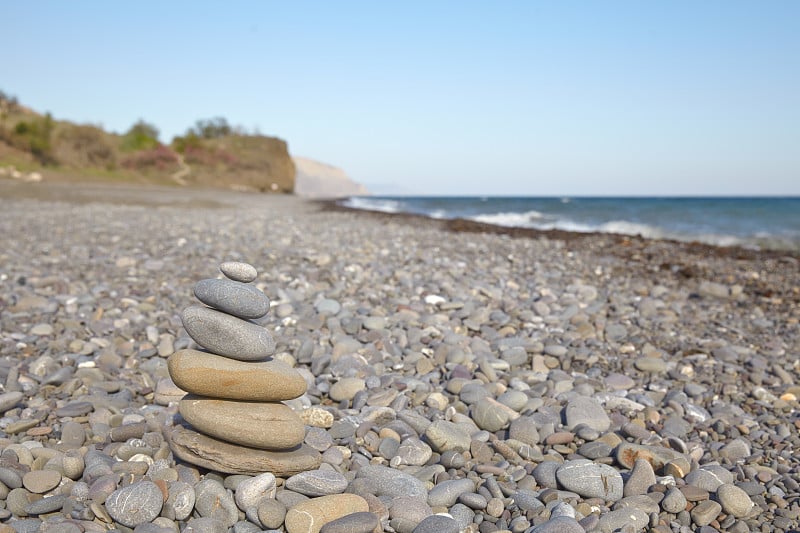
[165,261,321,476]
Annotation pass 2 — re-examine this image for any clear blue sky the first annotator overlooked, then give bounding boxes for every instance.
[3,1,798,195]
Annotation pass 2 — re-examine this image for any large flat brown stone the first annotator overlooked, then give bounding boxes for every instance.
[165,424,321,476]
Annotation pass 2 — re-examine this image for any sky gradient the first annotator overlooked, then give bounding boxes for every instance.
[3,1,798,195]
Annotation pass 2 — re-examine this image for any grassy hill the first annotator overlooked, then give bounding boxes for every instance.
[0,92,295,192]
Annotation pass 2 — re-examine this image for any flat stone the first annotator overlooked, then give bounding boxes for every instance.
[685,466,733,492]
[168,349,306,401]
[615,442,689,471]
[319,511,380,533]
[234,473,276,512]
[661,486,687,513]
[623,458,656,497]
[179,395,305,450]
[194,278,270,319]
[690,500,722,527]
[181,305,275,361]
[353,465,428,499]
[412,515,459,533]
[329,378,366,402]
[166,424,321,476]
[716,483,754,518]
[564,396,610,432]
[22,470,62,493]
[634,357,666,373]
[427,478,475,507]
[24,495,66,515]
[257,498,287,529]
[388,497,433,533]
[597,508,649,532]
[0,391,24,414]
[285,470,348,496]
[285,494,369,533]
[555,460,623,501]
[195,479,238,527]
[395,437,432,466]
[424,420,471,453]
[219,261,258,283]
[719,438,751,461]
[104,480,164,528]
[529,516,584,533]
[471,397,514,431]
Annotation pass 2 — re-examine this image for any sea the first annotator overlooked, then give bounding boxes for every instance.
[340,196,800,252]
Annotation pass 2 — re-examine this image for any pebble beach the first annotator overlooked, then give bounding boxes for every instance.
[1,179,799,533]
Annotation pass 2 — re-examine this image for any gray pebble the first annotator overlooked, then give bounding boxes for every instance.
[319,511,380,533]
[181,305,275,361]
[194,479,239,528]
[427,478,475,507]
[24,494,66,515]
[564,396,610,432]
[412,514,459,533]
[555,460,623,501]
[194,278,270,319]
[285,469,347,496]
[220,261,258,283]
[105,480,164,528]
[529,516,584,533]
[716,483,754,518]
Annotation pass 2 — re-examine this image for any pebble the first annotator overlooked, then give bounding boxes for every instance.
[716,483,754,518]
[564,396,611,432]
[22,470,62,494]
[181,305,276,361]
[194,278,270,319]
[690,499,722,526]
[412,514,459,533]
[179,395,305,449]
[319,511,380,533]
[168,349,306,401]
[427,478,475,507]
[623,458,656,496]
[220,261,258,283]
[285,494,369,533]
[555,460,623,501]
[285,470,348,496]
[104,480,164,527]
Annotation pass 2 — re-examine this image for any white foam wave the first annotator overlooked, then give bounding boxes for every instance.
[340,196,404,213]
[471,210,547,227]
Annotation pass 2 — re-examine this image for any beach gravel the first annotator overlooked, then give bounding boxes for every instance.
[0,180,798,533]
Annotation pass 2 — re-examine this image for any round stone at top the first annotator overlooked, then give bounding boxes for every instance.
[220,261,258,283]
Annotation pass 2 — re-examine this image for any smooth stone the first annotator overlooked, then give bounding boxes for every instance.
[427,478,475,507]
[104,481,164,528]
[661,486,687,513]
[315,299,342,315]
[555,460,623,501]
[412,515,459,533]
[716,483,754,518]
[615,442,689,471]
[471,397,513,431]
[685,466,733,492]
[166,481,196,521]
[257,498,287,529]
[395,437,432,466]
[319,511,380,533]
[719,439,751,461]
[179,395,304,450]
[633,357,666,373]
[329,378,366,402]
[513,489,544,512]
[623,458,656,497]
[234,473,276,512]
[195,479,239,528]
[184,517,228,533]
[564,396,610,432]
[194,278,270,319]
[509,417,540,445]
[181,305,275,361]
[24,494,66,515]
[0,392,24,414]
[285,470,348,496]
[424,420,471,453]
[22,470,61,494]
[529,516,584,533]
[388,497,433,533]
[285,494,369,533]
[353,465,427,499]
[690,500,722,526]
[168,349,306,401]
[166,425,322,476]
[532,461,560,489]
[220,262,258,283]
[596,508,649,532]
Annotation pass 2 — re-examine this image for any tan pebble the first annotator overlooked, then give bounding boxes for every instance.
[285,493,369,533]
[779,392,796,402]
[300,407,334,429]
[179,395,305,450]
[26,426,52,437]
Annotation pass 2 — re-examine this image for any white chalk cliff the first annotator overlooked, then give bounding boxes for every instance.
[293,157,369,198]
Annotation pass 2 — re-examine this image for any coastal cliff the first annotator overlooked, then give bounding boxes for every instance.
[293,156,368,198]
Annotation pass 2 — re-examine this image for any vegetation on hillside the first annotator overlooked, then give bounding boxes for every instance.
[0,91,295,191]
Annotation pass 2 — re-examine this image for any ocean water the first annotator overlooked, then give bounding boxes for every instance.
[341,196,800,251]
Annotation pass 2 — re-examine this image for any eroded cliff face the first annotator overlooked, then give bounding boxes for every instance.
[293,156,368,198]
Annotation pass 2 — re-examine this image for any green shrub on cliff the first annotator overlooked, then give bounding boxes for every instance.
[7,113,56,164]
[122,119,160,151]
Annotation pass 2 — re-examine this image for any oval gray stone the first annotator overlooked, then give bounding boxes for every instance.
[427,478,475,508]
[717,483,754,518]
[530,516,584,533]
[286,470,348,496]
[319,511,380,533]
[412,515,459,533]
[555,460,623,501]
[354,465,427,499]
[424,420,471,453]
[564,396,610,432]
[220,262,258,283]
[105,480,164,527]
[194,278,270,319]
[181,305,275,361]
